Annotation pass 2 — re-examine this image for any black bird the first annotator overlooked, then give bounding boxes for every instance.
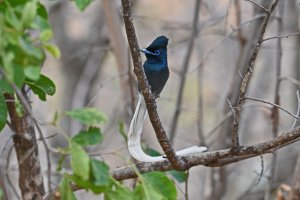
[139,35,169,97]
[128,36,206,162]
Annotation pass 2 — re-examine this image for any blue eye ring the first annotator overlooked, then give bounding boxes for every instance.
[139,48,160,56]
[154,50,160,55]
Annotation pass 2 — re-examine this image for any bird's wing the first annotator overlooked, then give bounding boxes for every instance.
[128,94,207,162]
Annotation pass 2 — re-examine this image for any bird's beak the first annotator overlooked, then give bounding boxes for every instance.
[139,48,155,55]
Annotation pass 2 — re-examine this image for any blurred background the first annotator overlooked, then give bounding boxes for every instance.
[3,0,300,199]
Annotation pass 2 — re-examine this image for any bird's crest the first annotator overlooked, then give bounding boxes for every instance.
[146,35,169,51]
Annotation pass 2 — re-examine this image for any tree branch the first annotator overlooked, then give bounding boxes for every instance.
[231,0,280,148]
[112,126,300,180]
[121,0,185,170]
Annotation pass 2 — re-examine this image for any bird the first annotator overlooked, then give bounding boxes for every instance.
[128,36,207,162]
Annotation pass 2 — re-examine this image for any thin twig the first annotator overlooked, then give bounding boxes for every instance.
[256,154,264,185]
[263,31,300,42]
[246,0,269,12]
[244,96,299,119]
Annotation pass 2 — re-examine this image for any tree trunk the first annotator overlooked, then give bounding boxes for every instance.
[4,93,45,200]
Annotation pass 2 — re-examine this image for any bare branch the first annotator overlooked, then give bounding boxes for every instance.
[112,126,300,180]
[232,0,280,148]
[246,0,269,12]
[263,31,300,42]
[244,96,299,119]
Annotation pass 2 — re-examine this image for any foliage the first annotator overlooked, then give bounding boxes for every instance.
[58,109,178,200]
[65,108,107,126]
[0,0,59,131]
[74,0,93,11]
[0,1,181,199]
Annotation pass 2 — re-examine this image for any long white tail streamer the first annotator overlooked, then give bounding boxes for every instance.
[128,94,207,162]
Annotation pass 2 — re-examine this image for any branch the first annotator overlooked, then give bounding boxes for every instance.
[246,0,269,12]
[244,96,299,119]
[262,31,300,42]
[112,126,300,180]
[121,0,184,170]
[231,0,280,148]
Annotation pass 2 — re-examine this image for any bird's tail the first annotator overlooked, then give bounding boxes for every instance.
[128,94,207,162]
[128,94,161,162]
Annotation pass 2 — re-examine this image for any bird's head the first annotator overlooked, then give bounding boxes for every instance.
[139,35,169,64]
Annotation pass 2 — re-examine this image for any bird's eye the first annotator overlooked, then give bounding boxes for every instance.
[154,50,160,55]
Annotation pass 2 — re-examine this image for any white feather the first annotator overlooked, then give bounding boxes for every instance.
[128,94,207,162]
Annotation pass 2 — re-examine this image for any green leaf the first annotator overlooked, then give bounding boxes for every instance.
[139,172,177,200]
[40,29,53,42]
[34,15,50,30]
[10,0,27,7]
[56,155,65,172]
[2,52,15,81]
[74,0,93,11]
[24,66,40,80]
[145,147,161,157]
[90,159,110,187]
[72,127,103,146]
[21,0,37,28]
[43,43,61,58]
[13,65,25,89]
[0,79,13,93]
[134,183,164,200]
[37,2,48,20]
[4,7,21,31]
[25,74,56,101]
[65,108,107,126]
[0,93,8,131]
[67,173,107,194]
[19,37,43,59]
[59,177,77,200]
[70,141,90,181]
[105,178,133,200]
[168,170,188,183]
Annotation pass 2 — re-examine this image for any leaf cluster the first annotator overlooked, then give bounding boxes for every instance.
[0,0,59,131]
